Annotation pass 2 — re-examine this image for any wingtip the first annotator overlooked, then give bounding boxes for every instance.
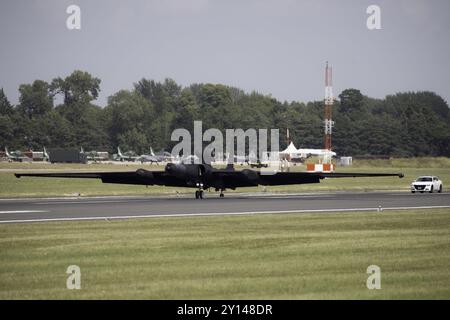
[399,173,404,178]
[14,173,21,178]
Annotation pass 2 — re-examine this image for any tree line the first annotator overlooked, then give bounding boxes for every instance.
[1,70,449,157]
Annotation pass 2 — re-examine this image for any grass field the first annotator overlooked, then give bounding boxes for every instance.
[0,208,449,299]
[0,157,449,198]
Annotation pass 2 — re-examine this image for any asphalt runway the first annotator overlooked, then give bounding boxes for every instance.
[0,191,449,224]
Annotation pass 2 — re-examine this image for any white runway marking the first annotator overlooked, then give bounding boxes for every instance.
[0,205,449,224]
[34,195,333,204]
[0,210,48,214]
[35,200,135,205]
[25,194,337,205]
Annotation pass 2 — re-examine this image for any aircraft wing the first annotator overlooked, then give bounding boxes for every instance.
[210,170,404,188]
[315,172,404,178]
[15,170,162,185]
[15,169,404,189]
[15,172,112,179]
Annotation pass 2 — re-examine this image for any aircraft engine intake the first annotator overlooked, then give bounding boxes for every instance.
[241,169,260,186]
[135,169,155,183]
[165,163,205,182]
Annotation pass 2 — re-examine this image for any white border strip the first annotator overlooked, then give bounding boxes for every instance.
[0,210,47,214]
[0,205,449,224]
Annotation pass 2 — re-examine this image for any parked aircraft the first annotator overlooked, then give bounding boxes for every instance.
[5,147,32,162]
[34,147,50,161]
[15,162,404,199]
[139,153,160,164]
[150,147,175,162]
[115,147,140,162]
[180,154,200,164]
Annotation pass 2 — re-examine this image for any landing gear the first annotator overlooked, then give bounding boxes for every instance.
[216,188,225,198]
[195,182,204,199]
[195,190,204,199]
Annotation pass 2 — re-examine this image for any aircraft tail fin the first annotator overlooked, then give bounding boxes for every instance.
[150,147,155,156]
[43,147,49,160]
[5,147,12,158]
[117,147,123,157]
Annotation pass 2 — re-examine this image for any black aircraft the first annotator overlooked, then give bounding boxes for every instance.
[15,163,404,199]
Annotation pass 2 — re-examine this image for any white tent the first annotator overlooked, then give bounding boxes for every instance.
[280,142,298,154]
[279,142,337,161]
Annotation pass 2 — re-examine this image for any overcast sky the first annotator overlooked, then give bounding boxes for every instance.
[1,0,449,107]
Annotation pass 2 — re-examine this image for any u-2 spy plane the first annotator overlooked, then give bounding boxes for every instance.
[15,162,404,199]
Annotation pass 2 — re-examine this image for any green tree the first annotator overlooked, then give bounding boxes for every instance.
[105,90,155,151]
[0,115,14,147]
[17,80,53,119]
[134,78,182,148]
[50,70,101,124]
[339,89,364,114]
[0,89,15,148]
[118,128,149,155]
[3,72,450,157]
[0,88,14,116]
[50,70,101,105]
[191,83,232,109]
[171,89,200,132]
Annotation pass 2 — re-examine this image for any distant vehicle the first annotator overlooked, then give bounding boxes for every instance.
[289,155,305,163]
[28,147,49,162]
[80,147,109,162]
[297,148,337,158]
[249,160,269,168]
[233,155,249,165]
[48,148,87,164]
[411,176,443,193]
[115,147,140,162]
[5,147,32,162]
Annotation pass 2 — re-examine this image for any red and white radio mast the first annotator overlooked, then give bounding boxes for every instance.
[324,61,334,151]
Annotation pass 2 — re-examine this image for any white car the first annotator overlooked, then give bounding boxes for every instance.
[411,176,443,193]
